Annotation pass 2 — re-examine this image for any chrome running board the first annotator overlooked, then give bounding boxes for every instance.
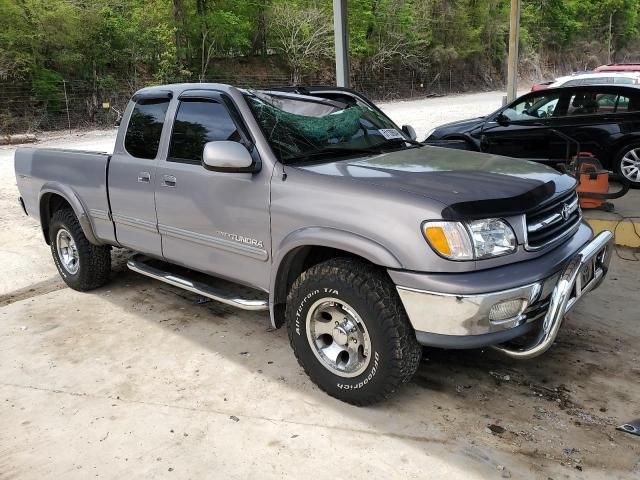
[127,254,268,311]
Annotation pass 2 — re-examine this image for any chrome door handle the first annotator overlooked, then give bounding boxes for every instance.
[161,175,177,187]
[137,172,151,183]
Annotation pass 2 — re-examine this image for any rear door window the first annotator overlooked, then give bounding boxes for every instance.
[567,90,640,115]
[124,99,170,159]
[567,90,612,116]
[168,100,241,164]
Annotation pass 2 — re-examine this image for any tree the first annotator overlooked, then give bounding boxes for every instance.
[268,3,333,84]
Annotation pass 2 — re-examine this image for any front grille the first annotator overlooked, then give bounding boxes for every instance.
[525,190,581,250]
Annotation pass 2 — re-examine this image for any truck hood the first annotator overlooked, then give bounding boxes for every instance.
[296,146,576,220]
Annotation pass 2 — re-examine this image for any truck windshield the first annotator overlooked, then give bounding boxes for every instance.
[244,91,411,163]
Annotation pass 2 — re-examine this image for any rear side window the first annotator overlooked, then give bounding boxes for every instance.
[579,77,614,86]
[617,94,640,112]
[124,99,170,159]
[169,100,241,164]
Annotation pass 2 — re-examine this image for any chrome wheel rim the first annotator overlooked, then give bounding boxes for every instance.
[56,228,79,274]
[621,148,640,183]
[305,298,372,378]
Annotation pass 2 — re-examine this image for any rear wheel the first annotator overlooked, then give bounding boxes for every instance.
[615,143,640,188]
[49,208,111,291]
[286,258,422,405]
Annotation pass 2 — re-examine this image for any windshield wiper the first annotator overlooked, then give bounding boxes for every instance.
[381,137,425,147]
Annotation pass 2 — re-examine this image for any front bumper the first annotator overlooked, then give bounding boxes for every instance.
[396,231,614,358]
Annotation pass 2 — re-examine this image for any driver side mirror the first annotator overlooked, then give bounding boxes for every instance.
[402,124,417,141]
[202,141,259,173]
[496,113,510,126]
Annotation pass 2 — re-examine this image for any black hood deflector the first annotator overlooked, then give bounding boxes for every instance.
[440,179,556,220]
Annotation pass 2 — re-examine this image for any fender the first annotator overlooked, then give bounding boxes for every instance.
[38,182,102,246]
[268,226,403,328]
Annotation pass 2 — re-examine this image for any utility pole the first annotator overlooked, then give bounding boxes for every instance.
[506,0,521,102]
[333,0,350,88]
[608,12,614,63]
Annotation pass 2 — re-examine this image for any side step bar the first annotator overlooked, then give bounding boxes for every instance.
[127,254,269,311]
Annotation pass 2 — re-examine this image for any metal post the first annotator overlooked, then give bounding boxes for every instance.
[333,0,350,88]
[506,0,521,102]
[62,79,71,132]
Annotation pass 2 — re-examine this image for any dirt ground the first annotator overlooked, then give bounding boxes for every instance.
[1,92,639,479]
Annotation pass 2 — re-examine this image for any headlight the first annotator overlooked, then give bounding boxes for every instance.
[423,219,516,260]
[467,219,517,258]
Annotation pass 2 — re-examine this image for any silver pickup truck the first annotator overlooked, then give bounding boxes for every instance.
[15,84,613,405]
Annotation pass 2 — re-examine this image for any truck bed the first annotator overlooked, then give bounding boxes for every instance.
[14,147,115,244]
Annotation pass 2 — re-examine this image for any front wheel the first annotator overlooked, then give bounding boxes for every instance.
[615,143,640,188]
[286,258,422,405]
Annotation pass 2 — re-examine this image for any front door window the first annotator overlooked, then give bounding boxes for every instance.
[502,92,562,122]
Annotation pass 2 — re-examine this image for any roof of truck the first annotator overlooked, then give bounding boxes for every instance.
[133,82,236,99]
[132,83,359,100]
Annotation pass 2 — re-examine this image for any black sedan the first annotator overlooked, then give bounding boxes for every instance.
[425,84,640,187]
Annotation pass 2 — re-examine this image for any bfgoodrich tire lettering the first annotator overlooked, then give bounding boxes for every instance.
[49,208,111,291]
[286,258,422,405]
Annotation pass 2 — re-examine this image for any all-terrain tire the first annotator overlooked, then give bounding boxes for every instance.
[286,257,422,406]
[49,208,111,291]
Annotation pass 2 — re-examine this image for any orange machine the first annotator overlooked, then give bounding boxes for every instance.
[570,152,628,211]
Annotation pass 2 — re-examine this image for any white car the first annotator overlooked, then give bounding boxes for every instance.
[549,72,640,88]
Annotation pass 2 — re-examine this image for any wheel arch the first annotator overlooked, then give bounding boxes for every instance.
[39,183,101,246]
[611,135,640,161]
[268,227,403,329]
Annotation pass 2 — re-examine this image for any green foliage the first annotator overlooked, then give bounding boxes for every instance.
[1,0,640,88]
[521,0,581,51]
[32,67,65,112]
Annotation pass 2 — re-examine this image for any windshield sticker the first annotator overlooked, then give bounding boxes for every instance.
[379,128,404,140]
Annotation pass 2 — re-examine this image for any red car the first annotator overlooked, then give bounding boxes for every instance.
[594,63,640,73]
[531,80,554,91]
